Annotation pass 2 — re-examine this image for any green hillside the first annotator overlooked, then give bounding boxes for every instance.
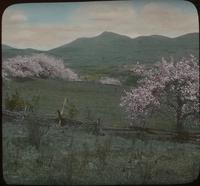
[3,32,199,65]
[2,32,199,83]
[47,32,199,81]
[48,32,199,68]
[2,46,43,59]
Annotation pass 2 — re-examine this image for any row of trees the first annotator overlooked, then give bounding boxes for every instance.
[2,54,79,81]
[120,55,199,131]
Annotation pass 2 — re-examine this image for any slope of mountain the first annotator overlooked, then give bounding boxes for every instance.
[2,45,43,59]
[48,32,199,69]
[48,31,134,67]
[2,44,16,50]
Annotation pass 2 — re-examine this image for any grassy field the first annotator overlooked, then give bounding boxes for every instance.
[3,79,130,128]
[3,78,180,129]
[3,119,200,185]
[4,78,197,131]
[3,78,200,184]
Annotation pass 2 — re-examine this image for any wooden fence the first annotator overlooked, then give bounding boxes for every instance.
[3,109,200,145]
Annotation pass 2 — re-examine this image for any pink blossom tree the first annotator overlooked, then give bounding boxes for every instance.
[2,54,79,81]
[120,55,199,131]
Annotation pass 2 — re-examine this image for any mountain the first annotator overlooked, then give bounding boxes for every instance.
[48,31,133,68]
[2,32,199,82]
[48,32,199,69]
[3,32,198,65]
[2,44,43,59]
[2,44,16,50]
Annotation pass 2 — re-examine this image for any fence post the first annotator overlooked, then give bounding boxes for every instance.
[94,118,101,135]
[58,97,67,126]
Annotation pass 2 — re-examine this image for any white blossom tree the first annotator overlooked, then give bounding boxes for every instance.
[120,55,199,131]
[2,53,79,81]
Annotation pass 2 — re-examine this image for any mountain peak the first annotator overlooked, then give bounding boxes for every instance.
[98,31,131,40]
[100,31,116,36]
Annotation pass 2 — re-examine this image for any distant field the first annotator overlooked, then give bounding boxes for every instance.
[3,79,130,128]
[3,79,182,130]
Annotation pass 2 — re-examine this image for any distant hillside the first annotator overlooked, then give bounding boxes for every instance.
[3,32,199,66]
[48,32,199,68]
[2,45,43,59]
[2,44,15,50]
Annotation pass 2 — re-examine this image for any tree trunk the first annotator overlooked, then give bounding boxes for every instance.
[176,89,183,132]
[176,109,183,132]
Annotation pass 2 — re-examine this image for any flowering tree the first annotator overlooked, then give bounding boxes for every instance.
[120,55,199,131]
[2,54,79,81]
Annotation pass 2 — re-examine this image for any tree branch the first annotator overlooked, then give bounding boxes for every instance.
[182,111,197,121]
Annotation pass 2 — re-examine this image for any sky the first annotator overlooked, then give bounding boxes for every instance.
[2,0,199,50]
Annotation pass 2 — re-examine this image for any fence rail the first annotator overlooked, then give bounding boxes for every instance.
[3,109,200,145]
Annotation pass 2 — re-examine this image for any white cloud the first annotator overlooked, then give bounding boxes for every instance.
[2,1,198,50]
[3,9,27,24]
[136,2,198,36]
[68,1,138,37]
[9,12,27,22]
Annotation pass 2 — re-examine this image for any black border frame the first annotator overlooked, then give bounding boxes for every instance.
[0,0,199,185]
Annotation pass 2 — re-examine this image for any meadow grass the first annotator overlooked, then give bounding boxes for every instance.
[3,78,200,184]
[3,79,129,128]
[3,78,194,130]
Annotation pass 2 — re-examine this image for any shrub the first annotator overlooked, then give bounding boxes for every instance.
[5,90,30,111]
[68,103,78,120]
[4,90,41,112]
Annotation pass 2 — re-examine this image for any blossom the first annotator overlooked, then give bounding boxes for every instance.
[2,53,80,81]
[120,55,199,127]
